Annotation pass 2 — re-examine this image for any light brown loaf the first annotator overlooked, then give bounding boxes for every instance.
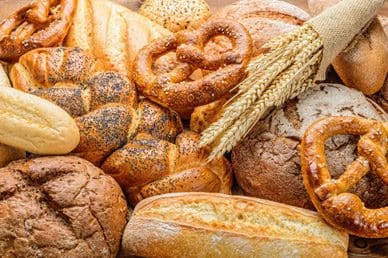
[139,0,211,32]
[308,0,388,95]
[122,192,349,258]
[65,0,172,79]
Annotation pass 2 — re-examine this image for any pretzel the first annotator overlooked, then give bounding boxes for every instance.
[301,116,388,238]
[10,47,233,205]
[0,0,76,61]
[133,19,252,115]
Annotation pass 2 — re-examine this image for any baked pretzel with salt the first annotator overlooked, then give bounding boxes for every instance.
[133,19,252,115]
[301,116,388,238]
[0,0,76,61]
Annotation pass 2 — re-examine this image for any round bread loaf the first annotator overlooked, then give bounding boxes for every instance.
[139,0,211,32]
[232,84,388,210]
[0,156,128,257]
[308,0,388,95]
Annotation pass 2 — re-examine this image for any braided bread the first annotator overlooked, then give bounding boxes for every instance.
[10,47,233,205]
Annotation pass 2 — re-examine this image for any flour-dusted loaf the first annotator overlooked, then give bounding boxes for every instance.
[122,192,349,258]
[232,84,388,209]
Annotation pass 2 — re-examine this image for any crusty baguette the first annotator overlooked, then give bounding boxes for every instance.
[122,192,349,258]
[0,87,80,154]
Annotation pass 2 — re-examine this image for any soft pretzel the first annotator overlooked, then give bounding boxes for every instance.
[10,47,233,205]
[133,19,252,115]
[0,0,76,61]
[301,116,388,238]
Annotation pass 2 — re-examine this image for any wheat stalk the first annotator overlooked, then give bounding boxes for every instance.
[200,24,323,160]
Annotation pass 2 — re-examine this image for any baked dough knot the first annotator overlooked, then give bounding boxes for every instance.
[301,116,388,238]
[10,47,232,205]
[133,18,252,115]
[0,0,76,61]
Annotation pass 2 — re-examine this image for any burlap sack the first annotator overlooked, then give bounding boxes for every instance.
[307,0,385,80]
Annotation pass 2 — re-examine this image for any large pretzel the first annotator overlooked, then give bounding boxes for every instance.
[0,0,76,61]
[301,116,388,238]
[133,19,252,115]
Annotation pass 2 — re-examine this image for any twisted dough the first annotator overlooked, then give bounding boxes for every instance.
[133,19,252,116]
[0,0,76,61]
[301,116,388,238]
[10,47,232,204]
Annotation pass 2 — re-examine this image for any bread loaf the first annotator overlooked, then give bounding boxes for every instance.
[0,156,128,257]
[122,192,349,258]
[65,0,172,79]
[232,84,388,210]
[139,0,211,32]
[308,0,388,95]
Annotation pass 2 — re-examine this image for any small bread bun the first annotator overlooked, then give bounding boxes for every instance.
[139,0,211,32]
[0,87,80,155]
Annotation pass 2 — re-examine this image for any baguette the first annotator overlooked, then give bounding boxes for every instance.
[0,87,80,154]
[122,192,349,258]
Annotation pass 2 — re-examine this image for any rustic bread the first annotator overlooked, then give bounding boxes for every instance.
[0,156,128,257]
[65,0,171,80]
[232,84,388,210]
[139,0,211,32]
[308,0,388,95]
[122,192,349,258]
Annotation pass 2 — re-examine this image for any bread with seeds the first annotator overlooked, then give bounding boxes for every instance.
[10,47,233,205]
[139,0,211,32]
[121,192,349,258]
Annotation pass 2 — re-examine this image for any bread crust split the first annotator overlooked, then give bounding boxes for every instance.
[122,192,349,258]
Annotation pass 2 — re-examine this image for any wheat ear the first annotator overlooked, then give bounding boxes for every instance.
[200,24,323,160]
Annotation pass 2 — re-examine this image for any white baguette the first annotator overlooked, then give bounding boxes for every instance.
[0,87,80,154]
[122,192,349,258]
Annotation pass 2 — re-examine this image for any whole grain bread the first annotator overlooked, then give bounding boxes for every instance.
[232,84,388,210]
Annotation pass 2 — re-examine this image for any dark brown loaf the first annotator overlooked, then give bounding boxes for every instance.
[121,192,349,258]
[232,84,388,210]
[0,156,128,257]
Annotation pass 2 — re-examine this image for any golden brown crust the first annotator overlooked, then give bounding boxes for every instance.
[139,0,211,32]
[133,19,252,115]
[0,0,76,61]
[308,0,388,95]
[301,116,388,238]
[11,47,231,203]
[0,156,128,257]
[122,193,348,258]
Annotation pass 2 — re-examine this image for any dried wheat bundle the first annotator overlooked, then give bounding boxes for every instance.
[200,0,386,160]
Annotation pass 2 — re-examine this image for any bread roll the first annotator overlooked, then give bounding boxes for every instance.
[232,84,388,210]
[139,0,211,32]
[122,192,349,258]
[65,0,172,79]
[0,156,128,257]
[0,86,80,155]
[308,0,388,95]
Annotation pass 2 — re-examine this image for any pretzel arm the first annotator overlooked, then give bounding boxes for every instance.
[314,156,370,200]
[26,0,53,24]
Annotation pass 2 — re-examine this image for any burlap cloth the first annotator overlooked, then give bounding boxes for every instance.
[307,0,385,80]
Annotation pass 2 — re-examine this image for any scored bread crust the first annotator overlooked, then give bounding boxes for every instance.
[122,192,349,258]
